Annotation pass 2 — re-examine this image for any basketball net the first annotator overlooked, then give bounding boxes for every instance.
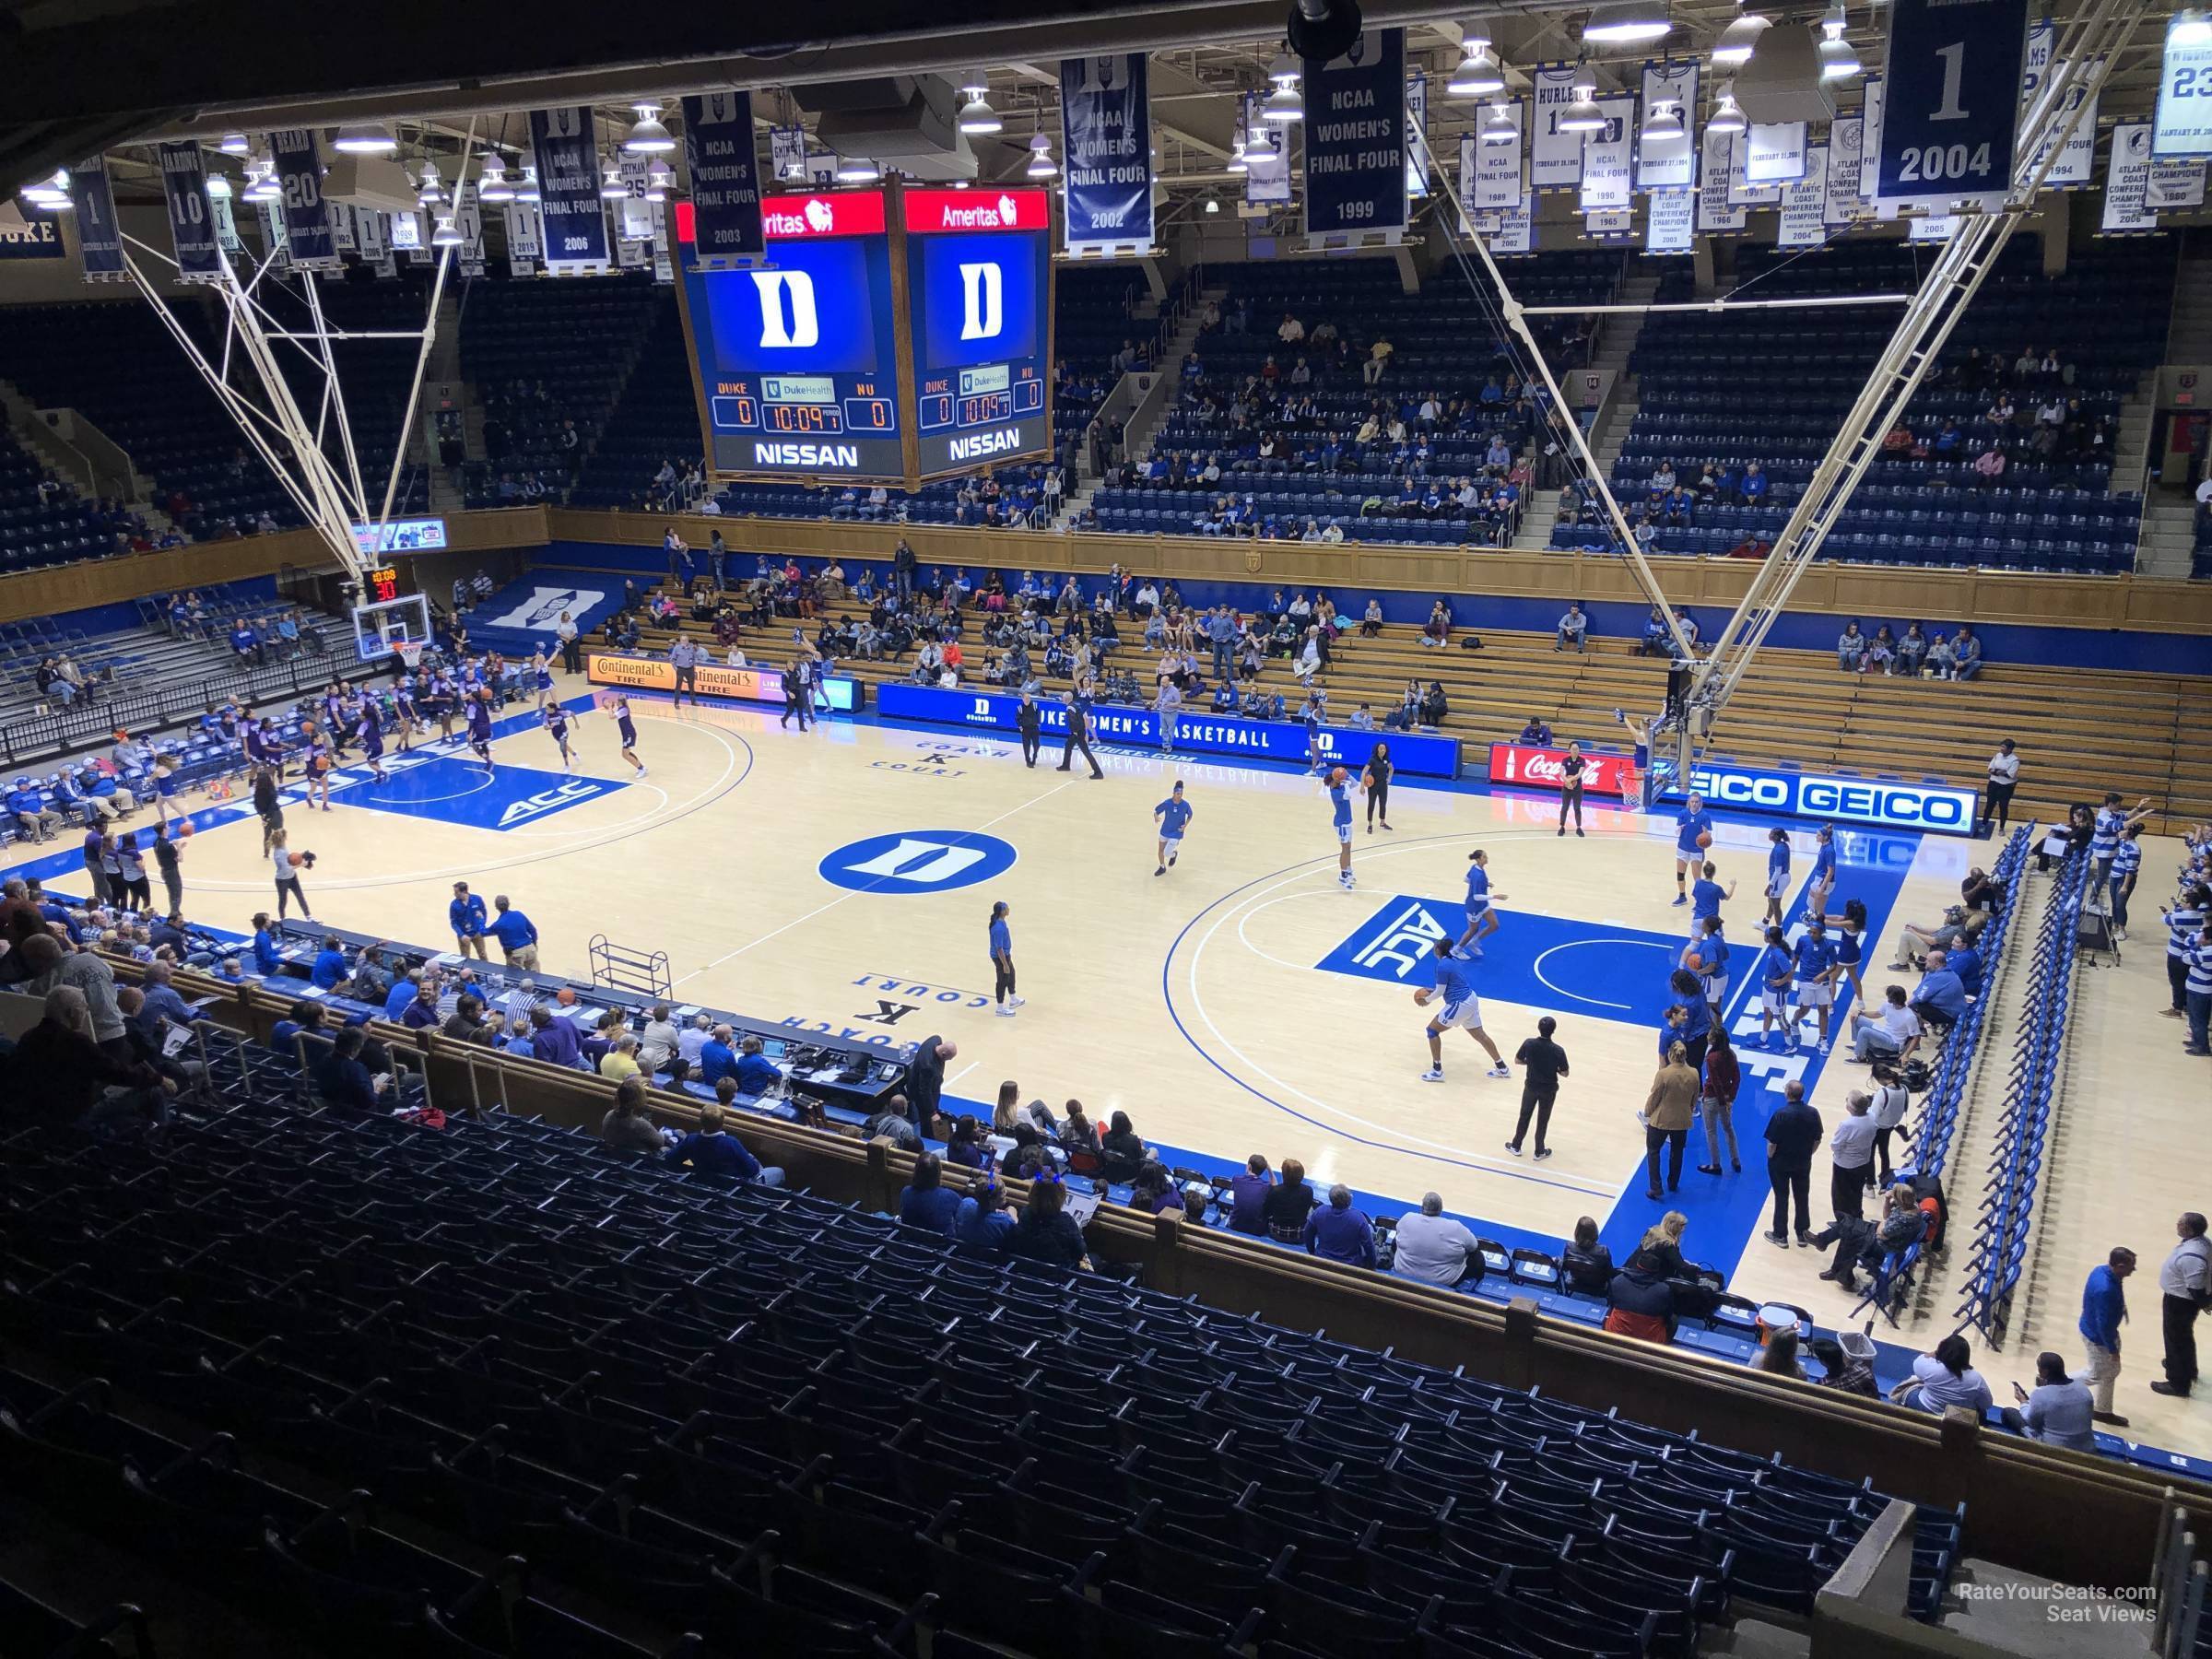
[394,640,424,673]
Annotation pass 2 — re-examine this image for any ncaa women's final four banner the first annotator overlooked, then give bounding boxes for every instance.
[1301,28,1408,240]
[1059,56,1153,255]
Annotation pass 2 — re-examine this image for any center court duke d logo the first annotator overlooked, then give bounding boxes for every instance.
[818,830,1018,894]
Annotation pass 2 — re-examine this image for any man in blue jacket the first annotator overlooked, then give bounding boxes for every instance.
[2079,1247,2136,1428]
[665,1105,782,1184]
[8,779,61,843]
[488,894,539,971]
[1303,1183,1378,1268]
[448,882,488,960]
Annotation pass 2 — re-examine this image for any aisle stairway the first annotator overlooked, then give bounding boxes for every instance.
[2136,239,2212,576]
[1513,270,1655,554]
[1060,285,1222,528]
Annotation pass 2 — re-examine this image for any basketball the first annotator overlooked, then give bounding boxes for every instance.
[1413,988,1430,1007]
[1329,766,1348,784]
[287,852,307,869]
[1697,831,1713,848]
[175,819,194,839]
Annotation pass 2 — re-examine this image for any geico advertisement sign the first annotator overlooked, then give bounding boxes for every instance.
[1663,764,1975,834]
[1488,743,1636,799]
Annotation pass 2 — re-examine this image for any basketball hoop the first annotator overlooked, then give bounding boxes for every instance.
[1621,767,1646,812]
[394,640,424,674]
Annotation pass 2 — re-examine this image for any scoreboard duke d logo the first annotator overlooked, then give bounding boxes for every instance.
[958,262,1005,341]
[749,269,820,349]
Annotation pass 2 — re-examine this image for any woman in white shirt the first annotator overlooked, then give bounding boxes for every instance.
[1908,1335,1994,1417]
[1869,1061,1912,1185]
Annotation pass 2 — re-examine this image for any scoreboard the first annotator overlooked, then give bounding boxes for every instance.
[677,190,907,481]
[674,181,1054,489]
[902,188,1054,480]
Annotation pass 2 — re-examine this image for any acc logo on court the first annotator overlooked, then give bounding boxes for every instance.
[1312,898,1450,985]
[819,830,1018,894]
[498,777,611,828]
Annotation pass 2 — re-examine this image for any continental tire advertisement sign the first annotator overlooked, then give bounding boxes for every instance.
[585,653,860,712]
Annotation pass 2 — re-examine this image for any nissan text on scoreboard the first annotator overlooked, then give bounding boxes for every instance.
[674,189,910,483]
[901,187,1055,479]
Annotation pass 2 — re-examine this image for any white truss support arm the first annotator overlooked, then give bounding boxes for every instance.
[374,120,479,536]
[1687,0,2138,727]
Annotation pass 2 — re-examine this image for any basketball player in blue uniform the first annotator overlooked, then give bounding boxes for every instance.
[354,700,388,785]
[1756,925,1796,1050]
[465,688,497,774]
[1672,793,1712,905]
[1458,849,1505,956]
[1417,935,1510,1082]
[1790,917,1840,1054]
[1688,861,1734,936]
[608,694,645,778]
[544,701,576,771]
[1325,767,1357,889]
[1807,824,1839,918]
[1762,826,1792,928]
[1684,914,1730,1016]
[1153,781,1193,877]
[150,756,181,830]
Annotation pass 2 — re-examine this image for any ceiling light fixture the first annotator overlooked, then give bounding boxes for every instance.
[1025,133,1058,178]
[622,103,675,154]
[1262,52,1303,124]
[1641,100,1684,140]
[1583,1,1671,45]
[646,159,673,201]
[202,173,231,200]
[1480,100,1519,144]
[432,215,464,247]
[2174,9,2212,48]
[23,168,71,207]
[836,153,880,183]
[219,132,250,156]
[1713,11,1771,65]
[332,123,397,155]
[1449,42,1506,99]
[1708,82,1747,135]
[478,160,513,203]
[599,153,626,198]
[517,165,542,204]
[1205,196,1220,214]
[958,92,1002,135]
[417,161,442,205]
[1558,75,1606,133]
[1818,6,1861,79]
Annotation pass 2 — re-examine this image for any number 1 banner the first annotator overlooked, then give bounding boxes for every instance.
[271,129,341,270]
[69,158,125,281]
[1876,0,2031,212]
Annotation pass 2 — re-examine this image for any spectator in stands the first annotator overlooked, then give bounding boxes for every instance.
[1100,1110,1147,1181]
[2010,1352,2096,1453]
[1764,1079,1822,1247]
[1752,1329,1806,1381]
[1836,621,1865,671]
[953,1181,1016,1257]
[2153,1213,2212,1399]
[1830,1092,1877,1219]
[1392,1193,1479,1288]
[1555,604,1587,653]
[527,1004,583,1069]
[1908,1335,1996,1418]
[1908,950,1969,1034]
[1304,1183,1377,1269]
[312,1025,385,1116]
[8,779,61,844]
[1810,1335,1879,1398]
[864,1094,922,1150]
[899,1152,962,1234]
[1562,1216,1613,1295]
[1603,1253,1676,1345]
[602,1077,670,1156]
[1264,1158,1319,1240]
[1516,714,1553,747]
[1129,1162,1181,1217]
[1953,624,1984,681]
[1007,1176,1090,1269]
[663,1105,782,1185]
[1847,984,1922,1065]
[1057,1100,1100,1155]
[1418,681,1448,725]
[1225,1155,1274,1236]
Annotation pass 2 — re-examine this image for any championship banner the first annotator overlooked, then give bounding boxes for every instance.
[1743,122,1808,184]
[1577,97,1636,212]
[1875,0,2030,210]
[1644,186,1694,252]
[2022,21,2101,187]
[1696,127,1747,231]
[0,203,63,261]
[209,189,244,262]
[270,128,340,268]
[2154,22,2212,157]
[1725,129,1783,206]
[2100,123,2160,233]
[69,159,125,280]
[1583,207,1634,241]
[1301,28,1408,238]
[614,228,648,269]
[157,142,220,281]
[1242,93,1292,205]
[1908,214,1959,241]
[1489,743,1636,799]
[1484,194,1535,253]
[530,106,611,273]
[586,653,861,713]
[255,201,289,270]
[456,189,486,278]
[353,205,388,260]
[1826,117,1867,223]
[1860,77,1885,201]
[1470,110,1523,209]
[1406,72,1430,198]
[2149,152,2208,210]
[1061,54,1153,253]
[1529,66,1585,191]
[680,92,764,262]
[502,202,542,276]
[1777,146,1830,247]
[1636,62,1698,192]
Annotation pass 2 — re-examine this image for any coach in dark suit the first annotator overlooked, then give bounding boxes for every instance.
[1054,688,1102,779]
[905,1035,955,1139]
[1017,694,1042,768]
[1763,1080,1822,1247]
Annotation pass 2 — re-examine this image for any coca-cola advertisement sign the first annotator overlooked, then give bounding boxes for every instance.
[1488,743,1636,798]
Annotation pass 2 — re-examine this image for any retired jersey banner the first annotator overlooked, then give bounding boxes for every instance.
[1302,28,1408,237]
[503,202,542,276]
[456,189,485,277]
[1636,62,1698,191]
[1061,54,1153,252]
[1725,130,1783,206]
[270,128,339,268]
[2154,27,2212,157]
[1529,66,1584,191]
[530,106,611,273]
[1777,146,1830,247]
[1644,186,1694,252]
[158,142,220,280]
[1860,77,1886,201]
[681,91,765,261]
[1577,97,1636,211]
[69,158,124,279]
[1743,122,1808,184]
[1469,111,1523,209]
[1405,73,1430,198]
[1876,0,2030,210]
[1697,127,1747,231]
[1826,117,1867,222]
[1242,94,1293,206]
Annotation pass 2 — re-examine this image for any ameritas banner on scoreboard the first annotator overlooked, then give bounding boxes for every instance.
[1060,55,1153,253]
[1301,28,1408,239]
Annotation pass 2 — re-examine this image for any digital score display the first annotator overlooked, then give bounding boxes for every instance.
[367,565,400,604]
[903,188,1055,480]
[677,189,908,483]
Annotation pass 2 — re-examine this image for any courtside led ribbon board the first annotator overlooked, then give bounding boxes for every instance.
[270,128,340,268]
[1876,0,2031,211]
[587,653,859,713]
[69,159,124,279]
[1301,28,1408,238]
[2154,23,2212,157]
[877,682,1463,778]
[1635,62,1699,192]
[1488,744,1637,799]
[530,107,611,273]
[158,142,220,280]
[1529,66,1585,191]
[681,92,765,262]
[1061,54,1153,253]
